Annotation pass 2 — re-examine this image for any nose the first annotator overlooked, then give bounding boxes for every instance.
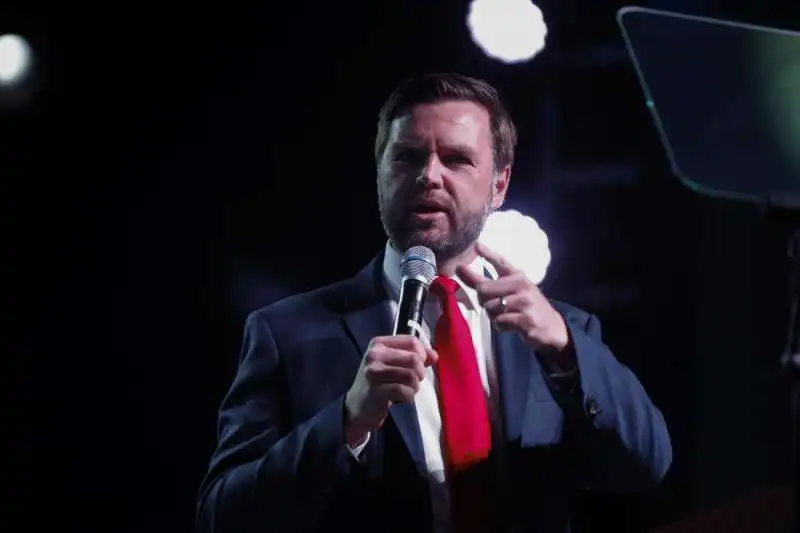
[417,154,445,188]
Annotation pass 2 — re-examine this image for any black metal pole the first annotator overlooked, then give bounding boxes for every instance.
[781,229,799,533]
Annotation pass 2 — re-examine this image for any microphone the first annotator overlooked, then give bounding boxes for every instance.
[392,246,437,337]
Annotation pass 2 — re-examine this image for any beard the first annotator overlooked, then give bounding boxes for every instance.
[378,187,492,263]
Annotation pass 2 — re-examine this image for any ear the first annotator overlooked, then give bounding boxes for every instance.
[490,165,511,210]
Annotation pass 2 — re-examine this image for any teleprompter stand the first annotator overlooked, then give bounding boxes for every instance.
[618,7,800,531]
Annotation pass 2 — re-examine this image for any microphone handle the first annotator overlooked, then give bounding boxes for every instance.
[393,278,429,337]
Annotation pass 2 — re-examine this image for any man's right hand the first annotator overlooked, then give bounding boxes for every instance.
[344,335,438,447]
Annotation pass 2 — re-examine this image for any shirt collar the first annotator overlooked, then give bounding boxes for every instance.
[381,240,487,311]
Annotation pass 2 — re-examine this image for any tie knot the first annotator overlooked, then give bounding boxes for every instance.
[431,276,459,296]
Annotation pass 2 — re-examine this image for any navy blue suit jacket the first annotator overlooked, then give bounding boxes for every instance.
[197,254,672,533]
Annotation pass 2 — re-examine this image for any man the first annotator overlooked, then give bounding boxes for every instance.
[196,73,672,533]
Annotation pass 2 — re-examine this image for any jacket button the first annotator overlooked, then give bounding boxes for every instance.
[584,396,602,419]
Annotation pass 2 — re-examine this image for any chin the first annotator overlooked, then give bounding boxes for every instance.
[404,232,454,257]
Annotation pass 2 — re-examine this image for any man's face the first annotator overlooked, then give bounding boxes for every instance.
[377,100,509,262]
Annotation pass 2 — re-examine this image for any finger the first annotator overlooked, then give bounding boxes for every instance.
[370,336,424,360]
[468,275,526,304]
[383,383,418,404]
[424,347,439,367]
[369,345,411,364]
[369,364,421,388]
[455,263,485,289]
[408,336,429,365]
[475,242,518,277]
[493,311,527,332]
[484,293,527,317]
[372,347,426,379]
[411,354,426,381]
[393,337,429,376]
[375,334,425,353]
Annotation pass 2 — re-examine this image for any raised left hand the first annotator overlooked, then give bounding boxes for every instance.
[456,242,570,354]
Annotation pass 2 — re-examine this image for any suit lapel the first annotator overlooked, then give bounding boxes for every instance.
[479,265,528,441]
[483,265,558,444]
[492,324,564,446]
[492,328,533,441]
[341,254,427,469]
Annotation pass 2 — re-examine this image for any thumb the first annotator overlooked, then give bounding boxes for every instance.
[425,347,439,366]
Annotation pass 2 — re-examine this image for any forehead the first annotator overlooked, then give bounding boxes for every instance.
[387,100,492,149]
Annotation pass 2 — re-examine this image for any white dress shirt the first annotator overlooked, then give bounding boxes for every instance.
[349,241,502,532]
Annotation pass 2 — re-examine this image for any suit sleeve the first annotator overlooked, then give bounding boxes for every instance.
[196,311,358,533]
[543,312,673,491]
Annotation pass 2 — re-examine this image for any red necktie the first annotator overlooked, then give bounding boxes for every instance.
[430,276,492,471]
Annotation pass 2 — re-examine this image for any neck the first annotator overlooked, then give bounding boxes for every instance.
[437,244,478,277]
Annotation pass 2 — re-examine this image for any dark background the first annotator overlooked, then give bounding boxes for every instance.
[3,1,798,532]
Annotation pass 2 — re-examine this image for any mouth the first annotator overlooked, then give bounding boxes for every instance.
[410,200,449,214]
[409,204,448,220]
[412,205,445,213]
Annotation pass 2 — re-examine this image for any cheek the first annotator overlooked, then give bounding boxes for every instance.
[379,168,412,194]
[377,175,402,207]
[446,181,490,212]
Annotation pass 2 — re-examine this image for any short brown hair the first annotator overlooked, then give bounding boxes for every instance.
[374,73,518,172]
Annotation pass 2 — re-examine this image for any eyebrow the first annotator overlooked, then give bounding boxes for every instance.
[393,142,478,158]
[440,144,478,158]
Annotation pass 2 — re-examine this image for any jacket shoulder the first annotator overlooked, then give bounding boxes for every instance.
[549,298,595,328]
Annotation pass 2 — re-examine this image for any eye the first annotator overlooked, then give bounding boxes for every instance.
[441,154,472,167]
[393,149,425,165]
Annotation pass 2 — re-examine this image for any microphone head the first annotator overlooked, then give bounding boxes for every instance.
[400,246,437,286]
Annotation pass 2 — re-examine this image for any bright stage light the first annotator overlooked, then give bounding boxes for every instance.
[479,209,551,285]
[467,0,548,64]
[0,34,33,87]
